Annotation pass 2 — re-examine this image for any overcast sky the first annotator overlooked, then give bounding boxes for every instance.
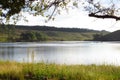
[17,0,120,32]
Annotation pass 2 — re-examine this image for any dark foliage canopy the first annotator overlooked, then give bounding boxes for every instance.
[0,0,25,17]
[0,0,72,23]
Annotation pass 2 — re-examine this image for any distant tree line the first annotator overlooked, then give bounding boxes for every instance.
[0,25,16,41]
[13,25,101,33]
[0,25,109,42]
[0,25,15,34]
[93,34,104,41]
[93,30,120,41]
[20,32,47,42]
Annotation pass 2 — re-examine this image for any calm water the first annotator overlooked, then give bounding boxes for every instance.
[0,41,120,65]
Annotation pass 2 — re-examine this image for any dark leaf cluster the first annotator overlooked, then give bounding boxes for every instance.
[0,0,25,18]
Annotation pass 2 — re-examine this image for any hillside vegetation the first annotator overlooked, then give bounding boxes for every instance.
[0,25,108,42]
[93,30,120,41]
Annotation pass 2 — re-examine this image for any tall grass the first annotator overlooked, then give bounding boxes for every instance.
[0,61,120,80]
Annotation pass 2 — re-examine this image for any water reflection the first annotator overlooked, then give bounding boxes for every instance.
[0,41,120,65]
[0,47,14,61]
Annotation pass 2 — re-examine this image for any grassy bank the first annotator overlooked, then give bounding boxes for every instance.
[0,61,120,80]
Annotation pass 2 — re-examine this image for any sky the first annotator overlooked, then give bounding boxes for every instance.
[17,0,120,32]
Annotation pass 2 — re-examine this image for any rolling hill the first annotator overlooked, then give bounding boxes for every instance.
[0,25,109,42]
[93,30,120,41]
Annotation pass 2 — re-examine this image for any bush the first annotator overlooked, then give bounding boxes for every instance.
[20,32,47,41]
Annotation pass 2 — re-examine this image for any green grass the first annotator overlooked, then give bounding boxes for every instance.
[0,61,120,80]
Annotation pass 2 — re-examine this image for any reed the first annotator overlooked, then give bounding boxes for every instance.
[0,61,120,80]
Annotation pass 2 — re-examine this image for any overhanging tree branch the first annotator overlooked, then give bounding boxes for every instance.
[0,0,71,23]
[89,13,120,21]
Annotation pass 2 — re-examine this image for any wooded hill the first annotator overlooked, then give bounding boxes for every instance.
[11,25,101,33]
[0,25,109,42]
[93,30,120,41]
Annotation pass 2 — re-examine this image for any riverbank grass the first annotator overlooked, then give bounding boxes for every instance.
[0,61,120,80]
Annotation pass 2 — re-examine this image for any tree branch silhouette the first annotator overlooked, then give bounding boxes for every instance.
[89,13,120,21]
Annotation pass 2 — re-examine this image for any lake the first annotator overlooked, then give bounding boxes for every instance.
[0,41,120,65]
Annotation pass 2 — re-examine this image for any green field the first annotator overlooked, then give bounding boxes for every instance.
[0,61,120,80]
